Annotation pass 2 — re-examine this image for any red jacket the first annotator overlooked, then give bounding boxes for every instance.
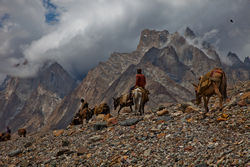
[136,74,146,88]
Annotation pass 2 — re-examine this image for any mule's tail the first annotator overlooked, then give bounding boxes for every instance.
[220,71,227,101]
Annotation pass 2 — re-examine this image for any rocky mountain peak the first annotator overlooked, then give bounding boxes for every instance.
[141,45,189,83]
[169,32,186,47]
[0,75,11,91]
[38,62,76,98]
[184,27,196,39]
[244,56,250,68]
[227,52,245,68]
[0,62,76,132]
[202,41,211,49]
[137,29,169,53]
[142,46,179,66]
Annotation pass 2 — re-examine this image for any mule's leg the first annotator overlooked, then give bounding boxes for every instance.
[118,106,122,116]
[133,97,138,115]
[136,98,141,115]
[139,104,142,115]
[213,82,223,111]
[136,102,140,116]
[129,105,133,112]
[205,96,210,113]
[139,95,143,115]
[201,96,209,119]
[142,102,145,115]
[202,96,209,113]
[139,102,144,115]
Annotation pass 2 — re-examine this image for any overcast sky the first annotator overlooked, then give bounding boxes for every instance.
[0,0,249,82]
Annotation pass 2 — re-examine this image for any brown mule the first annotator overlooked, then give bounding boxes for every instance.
[18,128,27,137]
[192,68,227,115]
[113,94,133,116]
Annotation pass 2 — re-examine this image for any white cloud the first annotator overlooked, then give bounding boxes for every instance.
[241,43,250,60]
[0,0,48,79]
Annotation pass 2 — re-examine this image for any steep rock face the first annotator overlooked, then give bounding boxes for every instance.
[76,51,142,106]
[39,63,76,98]
[227,52,245,68]
[244,57,250,67]
[184,27,196,39]
[223,52,250,83]
[102,62,193,112]
[165,32,222,89]
[9,86,62,132]
[205,48,221,63]
[141,46,189,82]
[137,29,170,52]
[169,32,221,74]
[0,62,76,132]
[223,66,250,84]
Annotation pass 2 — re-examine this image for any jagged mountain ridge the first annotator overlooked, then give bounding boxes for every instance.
[46,28,249,130]
[227,52,246,68]
[1,28,249,132]
[0,62,76,132]
[223,52,250,84]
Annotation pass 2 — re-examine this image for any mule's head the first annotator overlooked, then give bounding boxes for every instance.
[113,97,120,110]
[192,83,201,105]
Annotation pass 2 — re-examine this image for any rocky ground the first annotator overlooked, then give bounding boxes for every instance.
[0,81,249,167]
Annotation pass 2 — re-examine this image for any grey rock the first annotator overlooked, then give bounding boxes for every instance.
[144,149,151,156]
[77,146,88,156]
[50,161,57,167]
[24,142,32,148]
[119,118,143,126]
[8,149,22,157]
[56,149,70,156]
[157,115,173,122]
[158,105,166,111]
[207,144,215,149]
[195,163,208,167]
[93,122,107,131]
[19,160,31,167]
[89,135,102,143]
[62,140,70,147]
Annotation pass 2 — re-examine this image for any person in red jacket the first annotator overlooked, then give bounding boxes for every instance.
[129,68,148,101]
[135,69,146,88]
